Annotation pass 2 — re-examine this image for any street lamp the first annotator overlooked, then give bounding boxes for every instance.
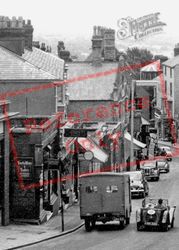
[130,80,135,170]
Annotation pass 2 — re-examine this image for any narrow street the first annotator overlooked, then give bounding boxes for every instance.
[23,156,179,250]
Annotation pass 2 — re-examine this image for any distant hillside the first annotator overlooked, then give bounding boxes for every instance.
[34,32,178,60]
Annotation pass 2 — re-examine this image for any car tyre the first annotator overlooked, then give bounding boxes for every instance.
[140,192,145,198]
[162,223,169,232]
[137,222,143,231]
[171,217,174,228]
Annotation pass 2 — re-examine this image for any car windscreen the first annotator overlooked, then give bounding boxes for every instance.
[157,161,166,166]
[128,172,142,180]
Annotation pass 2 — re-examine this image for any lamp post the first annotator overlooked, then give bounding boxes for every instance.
[130,80,135,170]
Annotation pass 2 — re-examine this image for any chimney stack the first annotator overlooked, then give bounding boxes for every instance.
[0,16,34,55]
[174,43,179,57]
[103,28,116,61]
[57,41,72,62]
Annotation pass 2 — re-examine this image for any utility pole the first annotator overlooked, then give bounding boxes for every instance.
[130,80,135,170]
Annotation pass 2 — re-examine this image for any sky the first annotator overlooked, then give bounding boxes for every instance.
[1,0,179,38]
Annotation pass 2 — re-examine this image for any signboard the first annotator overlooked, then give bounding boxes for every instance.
[18,158,33,179]
[84,151,94,161]
[64,129,88,138]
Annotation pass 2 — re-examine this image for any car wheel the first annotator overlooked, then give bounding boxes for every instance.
[85,219,92,232]
[141,192,145,198]
[137,222,143,231]
[162,223,169,232]
[156,177,159,181]
[171,217,175,228]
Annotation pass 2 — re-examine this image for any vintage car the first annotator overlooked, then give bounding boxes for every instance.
[158,146,172,161]
[157,159,170,173]
[141,161,160,181]
[136,198,176,231]
[125,171,149,198]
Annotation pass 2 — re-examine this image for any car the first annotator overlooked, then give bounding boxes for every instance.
[158,146,172,161]
[136,198,176,231]
[157,159,170,173]
[126,171,149,198]
[141,160,160,181]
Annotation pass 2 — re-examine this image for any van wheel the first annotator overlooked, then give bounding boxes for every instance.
[85,219,92,232]
[92,219,96,228]
[126,217,130,225]
[119,220,125,229]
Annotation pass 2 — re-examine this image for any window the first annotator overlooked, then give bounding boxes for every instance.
[106,185,118,193]
[165,81,167,94]
[164,66,167,76]
[170,82,172,96]
[86,186,98,193]
[170,68,173,78]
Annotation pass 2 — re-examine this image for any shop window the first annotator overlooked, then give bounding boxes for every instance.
[170,68,172,78]
[106,185,118,193]
[85,186,98,193]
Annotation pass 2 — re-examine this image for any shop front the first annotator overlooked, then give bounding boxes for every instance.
[10,115,62,224]
[0,101,18,226]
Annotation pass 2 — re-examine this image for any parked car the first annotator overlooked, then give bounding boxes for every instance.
[136,198,176,231]
[157,159,170,173]
[158,146,172,161]
[79,172,132,231]
[125,171,149,198]
[141,161,160,181]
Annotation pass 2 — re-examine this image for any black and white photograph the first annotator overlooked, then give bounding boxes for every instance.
[0,0,179,249]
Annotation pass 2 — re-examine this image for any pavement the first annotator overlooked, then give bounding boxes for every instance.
[0,203,83,250]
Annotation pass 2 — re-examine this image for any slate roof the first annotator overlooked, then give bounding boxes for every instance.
[162,55,179,67]
[67,62,118,100]
[22,47,64,79]
[0,46,57,80]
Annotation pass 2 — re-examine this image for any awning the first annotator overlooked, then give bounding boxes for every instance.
[141,117,150,125]
[124,132,146,149]
[77,137,108,163]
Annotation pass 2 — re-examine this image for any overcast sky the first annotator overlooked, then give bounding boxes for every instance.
[1,0,178,39]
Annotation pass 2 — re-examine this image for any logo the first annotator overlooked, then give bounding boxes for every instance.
[117,13,166,40]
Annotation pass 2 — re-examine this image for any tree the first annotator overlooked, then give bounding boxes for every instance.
[124,47,154,79]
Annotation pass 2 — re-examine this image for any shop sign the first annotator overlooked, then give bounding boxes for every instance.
[18,158,33,178]
[84,151,94,161]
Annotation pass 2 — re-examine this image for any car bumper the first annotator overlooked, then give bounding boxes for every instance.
[145,175,159,179]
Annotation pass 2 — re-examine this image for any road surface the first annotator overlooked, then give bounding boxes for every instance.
[22,157,179,250]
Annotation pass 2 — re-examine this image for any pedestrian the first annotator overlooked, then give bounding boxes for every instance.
[136,158,140,171]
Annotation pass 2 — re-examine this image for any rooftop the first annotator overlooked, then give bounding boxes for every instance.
[0,46,57,80]
[67,62,118,100]
[162,55,179,67]
[22,47,64,79]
